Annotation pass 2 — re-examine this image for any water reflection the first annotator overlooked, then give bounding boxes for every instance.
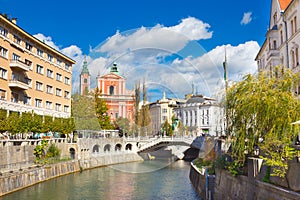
[0,160,200,200]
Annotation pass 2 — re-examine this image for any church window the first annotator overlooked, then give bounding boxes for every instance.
[110,86,114,95]
[84,78,87,83]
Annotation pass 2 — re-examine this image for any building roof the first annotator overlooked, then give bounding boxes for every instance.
[0,15,75,64]
[278,0,292,10]
[186,95,205,104]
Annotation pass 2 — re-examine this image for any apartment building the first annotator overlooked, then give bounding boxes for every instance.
[0,15,75,118]
[255,0,299,75]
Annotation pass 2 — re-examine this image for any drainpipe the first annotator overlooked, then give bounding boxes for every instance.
[281,11,289,68]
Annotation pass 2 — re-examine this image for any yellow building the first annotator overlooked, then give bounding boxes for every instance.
[0,15,75,118]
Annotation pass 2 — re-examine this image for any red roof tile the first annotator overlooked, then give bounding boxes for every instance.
[278,0,292,10]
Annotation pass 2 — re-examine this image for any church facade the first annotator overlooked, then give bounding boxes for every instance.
[96,63,135,123]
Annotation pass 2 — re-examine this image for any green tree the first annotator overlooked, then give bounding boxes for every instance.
[161,120,173,136]
[115,117,131,136]
[226,68,300,177]
[94,87,113,129]
[72,93,101,130]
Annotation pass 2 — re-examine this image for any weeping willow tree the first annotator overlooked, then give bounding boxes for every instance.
[226,68,300,177]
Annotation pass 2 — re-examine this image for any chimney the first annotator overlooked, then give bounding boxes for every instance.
[11,18,17,24]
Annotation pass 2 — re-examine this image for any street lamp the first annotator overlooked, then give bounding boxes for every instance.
[254,145,260,157]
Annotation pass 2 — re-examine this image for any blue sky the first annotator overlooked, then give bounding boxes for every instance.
[1,0,271,100]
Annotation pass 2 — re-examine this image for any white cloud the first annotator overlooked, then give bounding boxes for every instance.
[33,33,60,50]
[167,17,213,40]
[34,16,260,99]
[98,17,212,55]
[241,12,252,25]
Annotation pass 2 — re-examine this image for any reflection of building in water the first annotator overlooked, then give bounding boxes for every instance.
[96,63,134,123]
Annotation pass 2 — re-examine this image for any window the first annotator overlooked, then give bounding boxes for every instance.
[25,77,32,87]
[64,105,69,112]
[296,47,299,66]
[0,67,7,79]
[37,49,43,57]
[55,103,61,111]
[294,16,297,33]
[273,40,277,49]
[46,101,52,109]
[109,86,114,95]
[13,35,22,45]
[46,85,53,94]
[11,92,18,103]
[64,91,70,99]
[64,77,70,85]
[280,30,283,45]
[0,89,5,100]
[25,42,32,51]
[47,54,53,62]
[12,53,20,61]
[46,69,53,78]
[36,81,43,91]
[0,46,8,58]
[162,108,167,113]
[57,59,62,66]
[35,99,42,108]
[65,63,70,70]
[25,59,32,69]
[56,73,62,81]
[291,19,294,35]
[291,50,295,68]
[0,26,8,37]
[36,64,44,74]
[24,96,31,105]
[84,78,87,83]
[56,88,62,96]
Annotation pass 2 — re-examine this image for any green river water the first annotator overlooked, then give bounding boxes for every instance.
[0,159,200,200]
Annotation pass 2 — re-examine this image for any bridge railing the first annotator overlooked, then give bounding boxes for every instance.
[137,136,195,152]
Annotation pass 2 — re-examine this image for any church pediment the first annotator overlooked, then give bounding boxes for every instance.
[100,73,124,79]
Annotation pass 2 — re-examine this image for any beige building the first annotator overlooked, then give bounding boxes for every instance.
[256,0,299,78]
[149,92,179,135]
[0,15,75,118]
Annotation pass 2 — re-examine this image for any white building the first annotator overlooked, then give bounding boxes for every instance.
[174,95,225,137]
[255,0,300,81]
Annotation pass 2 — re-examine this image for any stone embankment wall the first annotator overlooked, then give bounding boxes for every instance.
[214,169,300,200]
[0,161,80,197]
[0,138,144,197]
[80,152,143,169]
[189,161,300,200]
[0,139,69,172]
[189,162,206,200]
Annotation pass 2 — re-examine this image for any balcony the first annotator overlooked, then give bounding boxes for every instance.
[9,79,29,90]
[10,60,30,71]
[267,49,279,61]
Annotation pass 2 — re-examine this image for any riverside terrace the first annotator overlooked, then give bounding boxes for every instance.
[0,132,200,173]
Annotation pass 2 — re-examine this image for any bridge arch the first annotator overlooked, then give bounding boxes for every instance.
[69,148,76,159]
[92,144,100,153]
[125,143,132,151]
[104,144,111,152]
[115,143,122,151]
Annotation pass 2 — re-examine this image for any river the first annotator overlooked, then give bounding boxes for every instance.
[0,159,200,200]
